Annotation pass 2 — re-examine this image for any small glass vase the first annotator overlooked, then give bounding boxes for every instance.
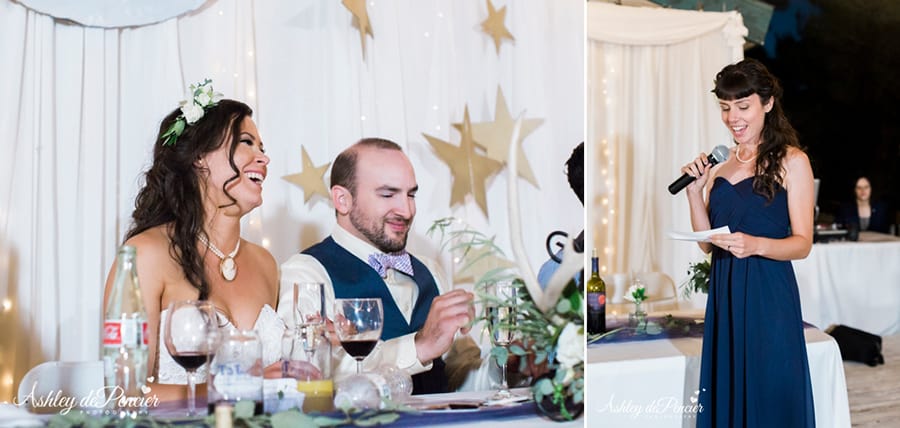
[628,301,647,331]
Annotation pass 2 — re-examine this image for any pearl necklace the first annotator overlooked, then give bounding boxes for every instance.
[735,146,757,164]
[198,234,240,281]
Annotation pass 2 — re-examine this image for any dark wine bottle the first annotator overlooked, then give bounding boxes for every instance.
[586,249,606,335]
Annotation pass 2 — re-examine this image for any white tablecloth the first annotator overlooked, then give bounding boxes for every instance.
[585,314,851,427]
[794,234,900,336]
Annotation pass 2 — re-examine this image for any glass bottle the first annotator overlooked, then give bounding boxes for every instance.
[586,248,606,335]
[102,245,148,417]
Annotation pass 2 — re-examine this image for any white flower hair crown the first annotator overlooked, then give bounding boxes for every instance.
[160,79,224,147]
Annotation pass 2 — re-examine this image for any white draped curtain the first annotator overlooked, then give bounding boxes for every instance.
[0,0,584,400]
[586,3,746,302]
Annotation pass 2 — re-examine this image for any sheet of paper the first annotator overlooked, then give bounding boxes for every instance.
[666,226,731,242]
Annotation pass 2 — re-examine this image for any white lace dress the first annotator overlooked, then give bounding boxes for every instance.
[156,304,285,384]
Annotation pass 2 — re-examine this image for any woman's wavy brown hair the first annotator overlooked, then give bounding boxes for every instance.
[126,99,252,299]
[713,58,802,202]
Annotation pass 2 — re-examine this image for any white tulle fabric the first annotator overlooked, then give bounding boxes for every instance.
[157,304,285,385]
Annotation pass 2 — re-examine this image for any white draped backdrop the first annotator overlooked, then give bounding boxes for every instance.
[0,0,584,401]
[586,3,746,304]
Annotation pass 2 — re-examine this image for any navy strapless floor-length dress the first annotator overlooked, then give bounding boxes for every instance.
[697,176,815,428]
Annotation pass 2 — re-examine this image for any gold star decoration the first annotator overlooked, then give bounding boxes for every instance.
[454,86,544,188]
[283,146,331,204]
[424,106,504,218]
[453,244,516,284]
[342,0,374,60]
[480,0,514,55]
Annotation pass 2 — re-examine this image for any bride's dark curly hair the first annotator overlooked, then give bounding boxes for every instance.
[126,99,252,299]
[713,58,802,202]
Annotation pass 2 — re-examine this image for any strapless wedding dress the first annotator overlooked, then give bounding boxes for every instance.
[157,304,284,384]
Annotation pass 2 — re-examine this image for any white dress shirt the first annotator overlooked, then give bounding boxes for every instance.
[278,225,446,379]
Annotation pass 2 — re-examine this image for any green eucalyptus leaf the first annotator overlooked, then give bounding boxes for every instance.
[535,378,554,395]
[48,412,79,428]
[354,412,400,426]
[491,346,509,366]
[313,415,348,426]
[271,410,314,428]
[567,290,582,313]
[171,119,185,135]
[509,344,526,356]
[555,299,571,314]
[238,418,264,428]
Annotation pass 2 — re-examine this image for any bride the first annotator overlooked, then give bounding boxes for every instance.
[102,82,283,401]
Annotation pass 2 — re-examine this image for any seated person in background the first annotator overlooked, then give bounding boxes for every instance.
[837,176,891,233]
[103,89,282,401]
[279,138,474,394]
[537,142,584,289]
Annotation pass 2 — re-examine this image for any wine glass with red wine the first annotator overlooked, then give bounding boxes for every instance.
[164,300,219,416]
[334,298,383,374]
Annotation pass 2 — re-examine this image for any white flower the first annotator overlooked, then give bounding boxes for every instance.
[195,92,211,107]
[181,102,205,124]
[556,322,583,368]
[560,365,576,385]
[550,314,567,327]
[623,284,647,303]
[211,91,224,103]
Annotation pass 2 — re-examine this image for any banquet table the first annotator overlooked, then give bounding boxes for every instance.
[1,387,581,427]
[585,310,851,428]
[793,231,900,336]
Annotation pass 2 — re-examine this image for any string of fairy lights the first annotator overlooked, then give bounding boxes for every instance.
[598,137,614,275]
[593,58,617,278]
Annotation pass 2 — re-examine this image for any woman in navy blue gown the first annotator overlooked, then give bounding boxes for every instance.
[681,58,816,427]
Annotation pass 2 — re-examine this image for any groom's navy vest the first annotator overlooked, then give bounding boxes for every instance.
[303,237,448,394]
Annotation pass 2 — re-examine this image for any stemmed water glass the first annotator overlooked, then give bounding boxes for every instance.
[293,282,326,359]
[486,280,520,400]
[334,298,383,374]
[164,300,220,416]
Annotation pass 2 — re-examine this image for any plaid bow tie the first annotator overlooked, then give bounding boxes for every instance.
[367,252,414,278]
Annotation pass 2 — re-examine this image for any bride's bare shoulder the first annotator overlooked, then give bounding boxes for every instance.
[125,226,173,260]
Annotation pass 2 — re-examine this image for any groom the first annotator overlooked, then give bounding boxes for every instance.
[280,138,474,394]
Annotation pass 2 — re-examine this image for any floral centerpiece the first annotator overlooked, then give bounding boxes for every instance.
[624,282,648,330]
[681,254,711,299]
[428,218,584,421]
[425,117,583,421]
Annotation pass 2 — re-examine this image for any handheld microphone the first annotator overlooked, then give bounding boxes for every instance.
[668,145,730,195]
